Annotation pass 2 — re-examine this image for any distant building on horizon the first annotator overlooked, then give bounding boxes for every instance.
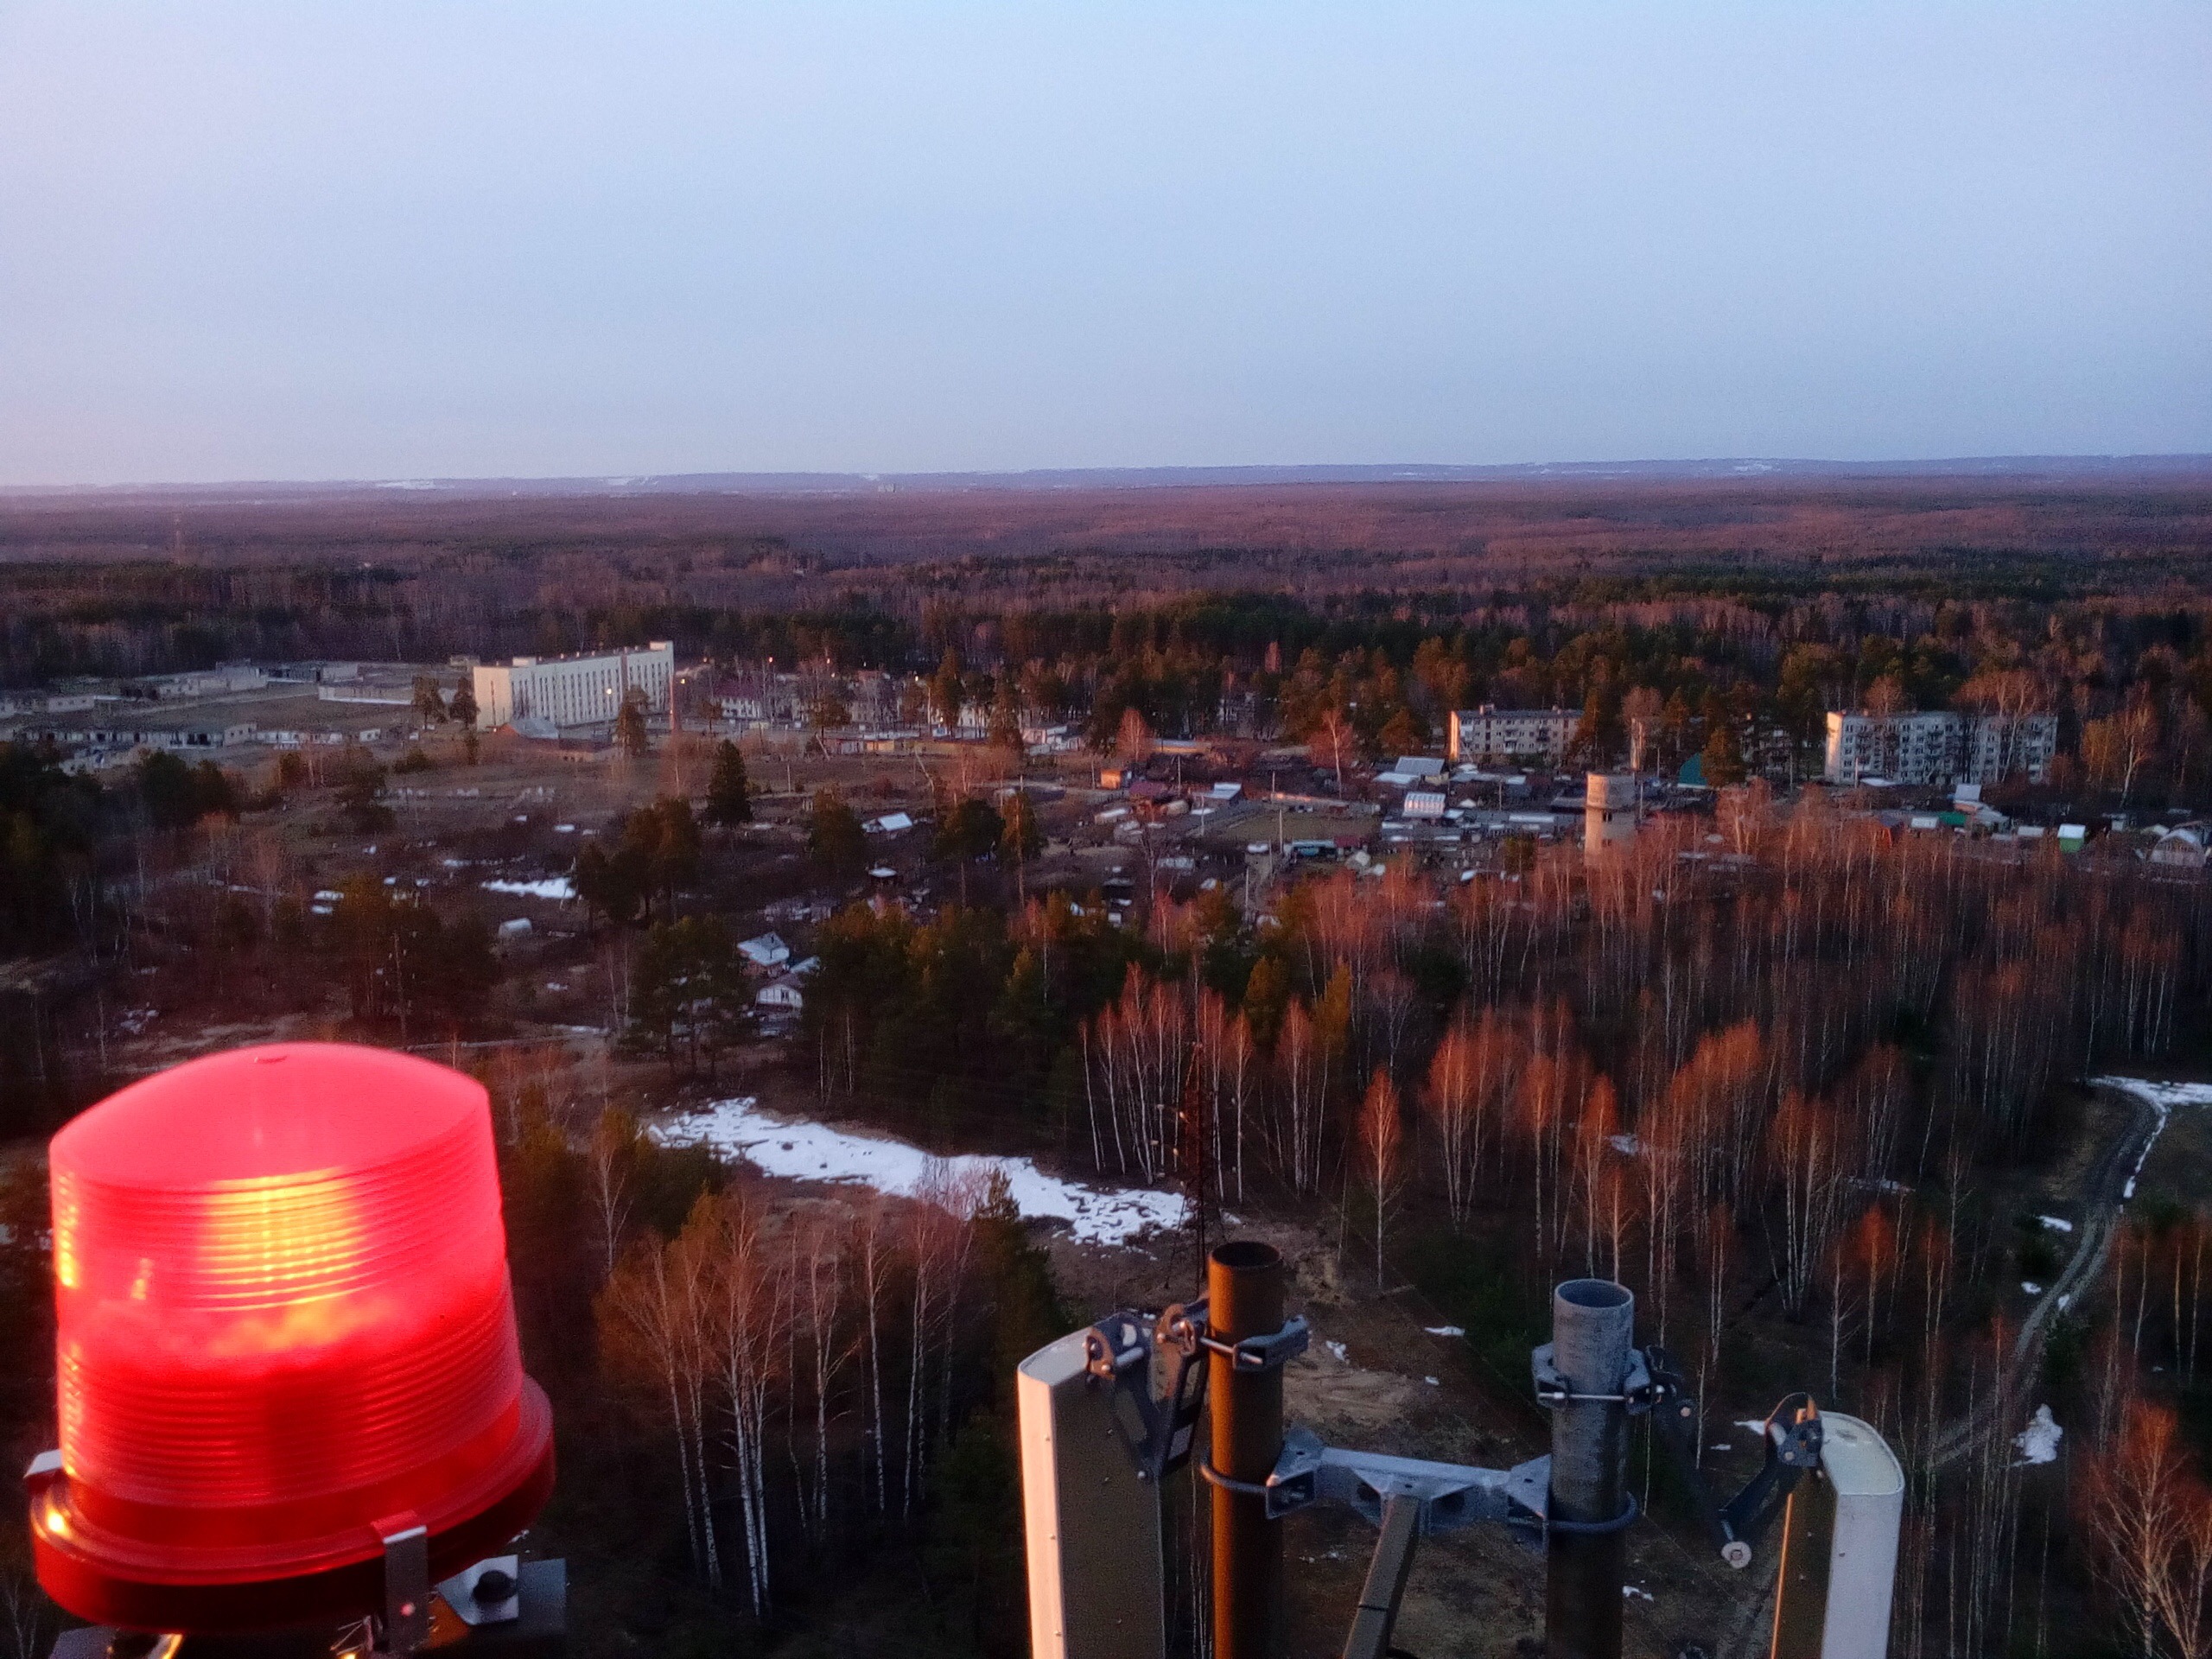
[1822,709,2056,787]
[471,642,674,731]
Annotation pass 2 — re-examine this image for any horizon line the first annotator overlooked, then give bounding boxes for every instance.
[4,452,2211,501]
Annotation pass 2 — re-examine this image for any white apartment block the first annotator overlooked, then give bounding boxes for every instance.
[1823,710,2057,786]
[471,642,674,732]
[1448,706,1579,764]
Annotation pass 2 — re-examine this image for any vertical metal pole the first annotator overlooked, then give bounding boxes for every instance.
[1211,1240,1286,1659]
[1770,1445,1836,1659]
[1546,1278,1633,1659]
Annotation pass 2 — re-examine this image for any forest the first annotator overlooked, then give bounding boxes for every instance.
[4,475,2212,1658]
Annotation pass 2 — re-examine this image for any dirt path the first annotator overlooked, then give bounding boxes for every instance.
[1924,1080,2157,1471]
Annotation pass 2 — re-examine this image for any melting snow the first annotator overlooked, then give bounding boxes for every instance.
[2022,1282,2044,1295]
[655,1097,1187,1246]
[2015,1405,2063,1466]
[481,877,575,901]
[1624,1586,1655,1602]
[1423,1376,1440,1387]
[2094,1077,2212,1198]
[2037,1215,2075,1233]
[1325,1340,1350,1363]
[1425,1325,1466,1338]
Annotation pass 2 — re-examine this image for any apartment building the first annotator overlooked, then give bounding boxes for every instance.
[1447,706,1579,764]
[1823,710,2057,786]
[470,643,674,731]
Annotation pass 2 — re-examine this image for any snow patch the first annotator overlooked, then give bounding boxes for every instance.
[1325,1340,1350,1363]
[1423,1376,1440,1387]
[655,1097,1186,1246]
[2037,1215,2074,1233]
[1624,1586,1656,1602]
[2022,1282,2044,1295]
[2015,1405,2063,1466]
[481,877,575,901]
[1425,1325,1466,1338]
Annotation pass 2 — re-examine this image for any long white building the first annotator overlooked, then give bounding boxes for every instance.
[1823,710,2057,786]
[471,643,675,731]
[1448,706,1579,764]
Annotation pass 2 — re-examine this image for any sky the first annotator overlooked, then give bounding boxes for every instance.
[1,3,2207,486]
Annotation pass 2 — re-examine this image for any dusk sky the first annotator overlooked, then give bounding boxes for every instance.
[2,3,2206,486]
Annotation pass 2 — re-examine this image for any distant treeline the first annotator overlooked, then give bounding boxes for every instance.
[3,476,2209,683]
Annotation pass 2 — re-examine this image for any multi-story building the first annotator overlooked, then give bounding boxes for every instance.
[1961,713,2060,785]
[1448,706,1579,765]
[1823,710,2057,786]
[470,643,674,731]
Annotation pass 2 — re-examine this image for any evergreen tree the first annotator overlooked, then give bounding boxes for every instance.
[1000,791,1042,900]
[705,740,753,825]
[615,686,651,757]
[806,787,868,874]
[627,915,741,1074]
[1701,718,1748,786]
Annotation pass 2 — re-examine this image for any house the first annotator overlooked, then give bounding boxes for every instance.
[865,810,914,835]
[1395,756,1447,779]
[2151,825,2209,868]
[755,976,807,1010]
[1402,790,1447,820]
[738,931,791,969]
[753,956,821,1010]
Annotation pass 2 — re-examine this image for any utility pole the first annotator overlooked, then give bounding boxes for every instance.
[1209,1242,1284,1659]
[1545,1280,1635,1659]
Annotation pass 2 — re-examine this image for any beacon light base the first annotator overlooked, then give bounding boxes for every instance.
[24,1381,554,1635]
[46,1558,565,1659]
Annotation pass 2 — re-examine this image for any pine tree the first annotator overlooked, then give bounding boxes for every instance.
[615,686,651,758]
[1701,719,1747,786]
[807,788,868,874]
[706,740,753,825]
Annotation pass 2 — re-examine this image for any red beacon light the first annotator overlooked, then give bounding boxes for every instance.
[27,1043,554,1637]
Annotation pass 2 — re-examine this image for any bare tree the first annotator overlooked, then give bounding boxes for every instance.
[1357,1068,1405,1291]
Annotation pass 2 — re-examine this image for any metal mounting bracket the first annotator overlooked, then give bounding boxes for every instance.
[372,1512,430,1657]
[1084,1300,1312,1485]
[1532,1341,1655,1412]
[1082,1303,1209,1484]
[1644,1345,1824,1568]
